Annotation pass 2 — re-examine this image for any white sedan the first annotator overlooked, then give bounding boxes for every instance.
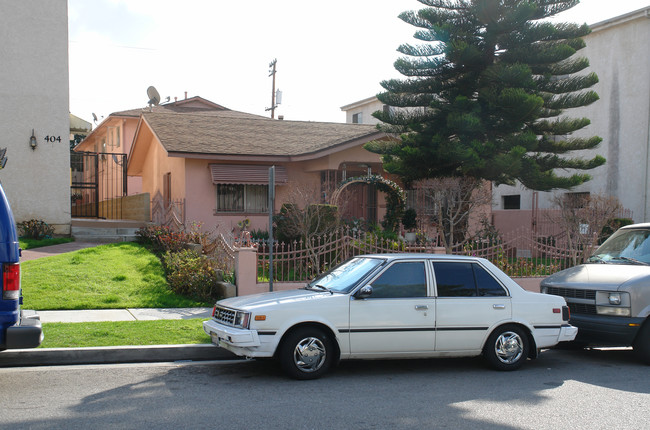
[204,254,577,379]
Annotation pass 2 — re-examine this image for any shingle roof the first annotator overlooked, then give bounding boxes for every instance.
[111,96,267,120]
[113,105,265,120]
[141,111,383,157]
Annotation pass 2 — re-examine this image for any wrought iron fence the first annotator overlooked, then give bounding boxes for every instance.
[254,226,583,283]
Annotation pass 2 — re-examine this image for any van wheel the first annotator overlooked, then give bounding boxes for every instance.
[633,322,650,365]
[279,327,334,380]
[484,325,529,371]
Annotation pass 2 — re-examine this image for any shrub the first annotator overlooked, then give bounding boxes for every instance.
[402,208,417,231]
[136,225,188,253]
[599,218,635,244]
[161,250,222,301]
[17,219,54,240]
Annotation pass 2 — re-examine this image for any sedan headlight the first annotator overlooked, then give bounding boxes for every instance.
[234,311,251,329]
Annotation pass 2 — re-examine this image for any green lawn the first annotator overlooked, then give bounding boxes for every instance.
[21,242,212,310]
[40,319,211,348]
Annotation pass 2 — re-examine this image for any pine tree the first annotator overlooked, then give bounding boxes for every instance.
[366,0,605,191]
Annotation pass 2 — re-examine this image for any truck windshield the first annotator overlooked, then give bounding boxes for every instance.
[589,228,650,265]
[307,257,384,293]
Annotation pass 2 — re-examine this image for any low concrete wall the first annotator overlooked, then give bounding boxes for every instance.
[120,193,150,221]
[72,193,150,222]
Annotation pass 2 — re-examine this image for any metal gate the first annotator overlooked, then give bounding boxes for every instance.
[71,152,127,218]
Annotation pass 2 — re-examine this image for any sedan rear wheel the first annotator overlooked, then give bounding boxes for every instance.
[484,325,529,371]
[279,327,334,380]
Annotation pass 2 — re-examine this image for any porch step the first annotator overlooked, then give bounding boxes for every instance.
[71,219,148,243]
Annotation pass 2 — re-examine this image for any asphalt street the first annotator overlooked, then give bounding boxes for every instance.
[0,347,647,429]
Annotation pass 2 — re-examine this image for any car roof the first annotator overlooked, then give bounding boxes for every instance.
[357,254,485,263]
[621,223,650,230]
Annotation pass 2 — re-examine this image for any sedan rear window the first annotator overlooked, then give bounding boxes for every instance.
[434,262,506,297]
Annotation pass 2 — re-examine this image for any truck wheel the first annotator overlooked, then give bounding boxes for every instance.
[484,325,529,371]
[633,322,650,365]
[279,327,334,380]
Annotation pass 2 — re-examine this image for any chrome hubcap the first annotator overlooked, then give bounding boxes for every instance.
[293,337,326,373]
[495,331,524,364]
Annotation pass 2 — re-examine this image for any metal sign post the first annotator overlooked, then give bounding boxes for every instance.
[268,166,275,292]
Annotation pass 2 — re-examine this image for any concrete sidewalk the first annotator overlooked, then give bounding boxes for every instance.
[0,307,231,368]
[38,307,213,323]
[6,241,233,367]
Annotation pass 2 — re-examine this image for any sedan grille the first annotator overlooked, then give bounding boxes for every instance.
[545,287,596,300]
[214,306,236,326]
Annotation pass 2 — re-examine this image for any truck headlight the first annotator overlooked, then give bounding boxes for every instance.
[596,306,631,317]
[608,293,622,305]
[234,311,251,329]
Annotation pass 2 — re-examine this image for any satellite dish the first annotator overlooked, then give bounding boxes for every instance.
[147,86,161,106]
[92,113,98,123]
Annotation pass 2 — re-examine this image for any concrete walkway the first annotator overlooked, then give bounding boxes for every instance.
[20,241,102,261]
[38,307,213,323]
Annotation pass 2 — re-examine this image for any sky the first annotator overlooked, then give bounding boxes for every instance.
[68,0,650,125]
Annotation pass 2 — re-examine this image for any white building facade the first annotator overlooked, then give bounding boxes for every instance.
[493,7,650,223]
[0,0,71,234]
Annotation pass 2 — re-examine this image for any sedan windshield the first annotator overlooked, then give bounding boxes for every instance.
[307,257,385,293]
[589,228,650,265]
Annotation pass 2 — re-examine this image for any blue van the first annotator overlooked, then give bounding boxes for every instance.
[0,182,42,350]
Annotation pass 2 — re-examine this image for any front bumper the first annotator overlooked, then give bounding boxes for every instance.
[203,319,275,358]
[570,314,644,346]
[558,324,579,342]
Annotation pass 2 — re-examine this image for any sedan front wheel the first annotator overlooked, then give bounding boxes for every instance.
[279,327,334,380]
[484,325,529,371]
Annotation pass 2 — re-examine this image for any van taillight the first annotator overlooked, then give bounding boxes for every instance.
[2,263,20,300]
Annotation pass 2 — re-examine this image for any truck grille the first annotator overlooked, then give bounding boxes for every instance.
[568,302,597,315]
[545,287,596,300]
[214,306,236,326]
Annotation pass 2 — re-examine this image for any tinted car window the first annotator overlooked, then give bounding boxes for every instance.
[370,262,427,298]
[434,262,476,297]
[474,264,507,296]
[434,262,507,297]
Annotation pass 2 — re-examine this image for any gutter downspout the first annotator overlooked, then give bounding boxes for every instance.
[643,9,650,222]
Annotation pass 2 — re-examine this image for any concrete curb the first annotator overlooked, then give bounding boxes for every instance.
[0,344,238,367]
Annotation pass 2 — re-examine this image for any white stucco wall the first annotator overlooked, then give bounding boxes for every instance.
[0,0,71,234]
[340,97,385,125]
[493,9,650,222]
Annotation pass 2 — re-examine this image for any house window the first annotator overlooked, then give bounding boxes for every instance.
[107,126,121,149]
[564,192,590,209]
[163,172,171,206]
[216,184,268,213]
[502,195,521,210]
[352,112,363,124]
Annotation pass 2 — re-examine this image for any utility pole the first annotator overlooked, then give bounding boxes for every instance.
[266,59,279,119]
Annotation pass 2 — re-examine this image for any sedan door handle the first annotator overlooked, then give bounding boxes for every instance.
[493,304,506,310]
[415,305,429,311]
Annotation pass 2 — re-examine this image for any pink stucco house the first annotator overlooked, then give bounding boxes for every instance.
[74,96,240,197]
[126,105,392,235]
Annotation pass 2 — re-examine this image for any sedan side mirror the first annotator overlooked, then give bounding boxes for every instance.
[356,285,373,299]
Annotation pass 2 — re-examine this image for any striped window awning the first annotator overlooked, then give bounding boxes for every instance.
[209,164,288,185]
